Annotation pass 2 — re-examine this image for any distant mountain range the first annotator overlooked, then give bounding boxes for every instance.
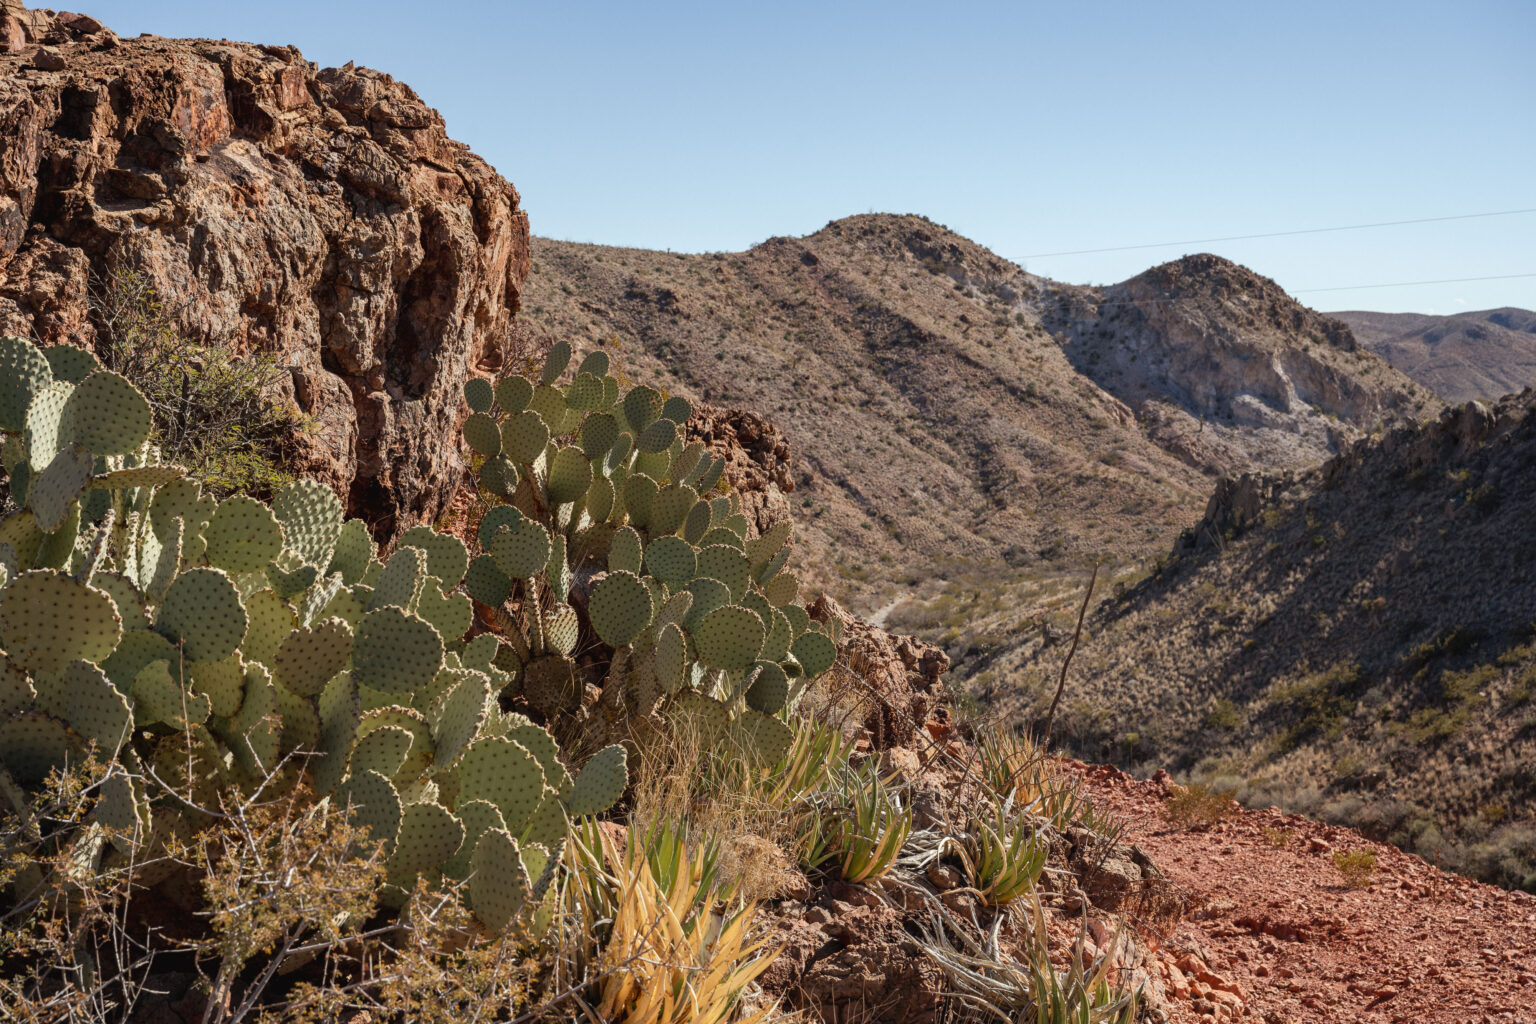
[1332,307,1536,404]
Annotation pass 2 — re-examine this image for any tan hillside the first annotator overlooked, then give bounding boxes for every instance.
[1334,307,1536,403]
[1040,254,1438,474]
[985,393,1536,889]
[519,215,1215,610]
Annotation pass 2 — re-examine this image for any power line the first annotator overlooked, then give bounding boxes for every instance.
[1023,208,1536,259]
[1294,273,1536,294]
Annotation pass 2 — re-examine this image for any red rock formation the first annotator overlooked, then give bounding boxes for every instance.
[0,4,529,539]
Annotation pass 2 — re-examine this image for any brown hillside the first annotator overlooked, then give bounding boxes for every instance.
[1334,307,1536,404]
[988,393,1536,890]
[519,215,1215,610]
[1040,255,1437,475]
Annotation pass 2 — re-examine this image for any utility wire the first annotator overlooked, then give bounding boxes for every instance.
[1293,273,1536,294]
[1023,208,1536,259]
[1040,273,1536,311]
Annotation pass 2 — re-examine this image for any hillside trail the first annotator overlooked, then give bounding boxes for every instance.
[1069,763,1536,1023]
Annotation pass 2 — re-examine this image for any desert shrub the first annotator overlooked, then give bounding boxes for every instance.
[90,265,307,497]
[1263,826,1292,849]
[1332,848,1377,888]
[1270,662,1362,751]
[1163,782,1238,830]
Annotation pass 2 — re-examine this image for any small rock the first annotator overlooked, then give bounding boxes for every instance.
[32,45,66,70]
[1307,836,1332,853]
[926,863,960,890]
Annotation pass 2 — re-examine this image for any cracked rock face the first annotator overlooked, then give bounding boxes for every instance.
[0,5,530,540]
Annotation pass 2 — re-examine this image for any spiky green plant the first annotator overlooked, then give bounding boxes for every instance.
[803,757,912,882]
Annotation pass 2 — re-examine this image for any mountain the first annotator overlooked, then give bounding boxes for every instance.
[518,216,1434,610]
[1333,307,1536,404]
[986,392,1536,888]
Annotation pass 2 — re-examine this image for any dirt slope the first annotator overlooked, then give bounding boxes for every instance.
[991,393,1536,888]
[1334,307,1536,404]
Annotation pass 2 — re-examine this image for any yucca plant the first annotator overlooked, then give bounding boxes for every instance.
[803,758,912,883]
[975,727,1097,833]
[961,800,1048,906]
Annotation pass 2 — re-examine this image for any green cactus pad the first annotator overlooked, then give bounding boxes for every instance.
[746,519,792,565]
[495,375,534,416]
[649,485,696,537]
[693,605,765,670]
[792,631,837,679]
[682,500,714,545]
[351,724,414,779]
[275,617,353,698]
[760,609,793,662]
[698,527,744,551]
[541,340,573,386]
[388,800,465,880]
[0,713,77,785]
[619,473,659,530]
[636,417,676,455]
[25,381,71,471]
[519,795,568,849]
[92,766,147,850]
[314,671,359,795]
[272,479,343,568]
[131,659,210,729]
[398,526,469,589]
[575,350,610,379]
[542,602,579,657]
[670,691,730,744]
[745,661,790,715]
[608,526,644,575]
[566,371,605,411]
[35,659,131,755]
[415,578,473,643]
[589,570,654,648]
[238,589,296,669]
[323,520,372,585]
[462,412,502,458]
[463,554,514,608]
[654,622,689,694]
[635,447,675,485]
[478,454,520,498]
[432,672,489,768]
[566,744,627,816]
[469,828,531,932]
[0,571,122,678]
[579,411,620,461]
[547,534,572,602]
[696,457,726,495]
[29,446,92,532]
[42,344,99,383]
[528,385,568,433]
[644,536,696,586]
[100,628,178,694]
[63,371,152,456]
[0,655,34,716]
[736,709,794,765]
[230,662,281,775]
[443,799,506,880]
[721,513,751,540]
[458,737,547,835]
[476,505,524,552]
[187,654,247,718]
[762,571,800,608]
[203,496,284,574]
[741,589,774,628]
[0,337,53,432]
[521,655,578,716]
[505,723,573,799]
[696,545,751,603]
[464,376,496,413]
[359,706,435,781]
[339,769,402,857]
[369,544,423,612]
[682,577,731,633]
[660,395,692,424]
[490,519,551,580]
[155,568,248,664]
[782,603,811,637]
[622,386,664,432]
[88,465,186,491]
[547,445,594,504]
[354,606,444,695]
[584,475,615,522]
[603,431,634,477]
[148,478,201,543]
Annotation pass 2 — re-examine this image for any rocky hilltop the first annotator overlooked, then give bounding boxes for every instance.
[1040,254,1438,474]
[995,392,1536,888]
[1335,306,1536,404]
[0,2,530,538]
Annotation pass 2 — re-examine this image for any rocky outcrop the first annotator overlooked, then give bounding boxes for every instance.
[1042,254,1438,474]
[809,594,949,749]
[0,5,530,539]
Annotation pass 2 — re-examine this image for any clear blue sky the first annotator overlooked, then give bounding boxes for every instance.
[92,1,1534,313]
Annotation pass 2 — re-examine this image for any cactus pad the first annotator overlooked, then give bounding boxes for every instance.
[682,577,731,633]
[204,496,285,573]
[351,724,414,779]
[762,571,800,608]
[501,410,550,464]
[339,769,402,857]
[621,473,659,529]
[369,544,423,612]
[566,371,605,410]
[670,691,730,744]
[644,535,696,586]
[478,454,520,498]
[579,412,620,461]
[463,554,514,607]
[25,381,71,471]
[505,723,573,798]
[693,605,765,670]
[649,484,696,537]
[354,606,444,694]
[792,631,837,679]
[275,618,353,697]
[156,568,248,664]
[239,589,296,668]
[622,386,663,432]
[458,737,547,834]
[683,500,713,544]
[490,520,551,580]
[415,578,473,643]
[661,395,692,424]
[469,828,531,932]
[272,479,343,568]
[608,526,644,575]
[565,744,627,817]
[187,654,247,718]
[0,571,122,678]
[0,337,52,432]
[696,545,751,602]
[432,672,489,768]
[540,340,573,386]
[542,602,580,657]
[36,660,131,755]
[0,713,77,785]
[58,371,150,456]
[30,446,92,532]
[519,795,568,849]
[443,799,505,879]
[464,376,495,413]
[546,445,594,504]
[736,709,794,764]
[589,570,654,647]
[398,527,469,589]
[745,661,790,714]
[88,465,186,491]
[131,659,210,728]
[495,375,534,415]
[636,417,676,454]
[388,800,465,880]
[476,505,525,552]
[462,412,502,458]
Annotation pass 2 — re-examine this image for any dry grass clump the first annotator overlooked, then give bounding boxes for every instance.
[1162,782,1238,830]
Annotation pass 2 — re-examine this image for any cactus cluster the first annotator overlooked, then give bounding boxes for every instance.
[458,340,841,771]
[0,337,634,929]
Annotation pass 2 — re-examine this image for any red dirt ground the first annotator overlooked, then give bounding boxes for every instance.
[1069,763,1536,1024]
